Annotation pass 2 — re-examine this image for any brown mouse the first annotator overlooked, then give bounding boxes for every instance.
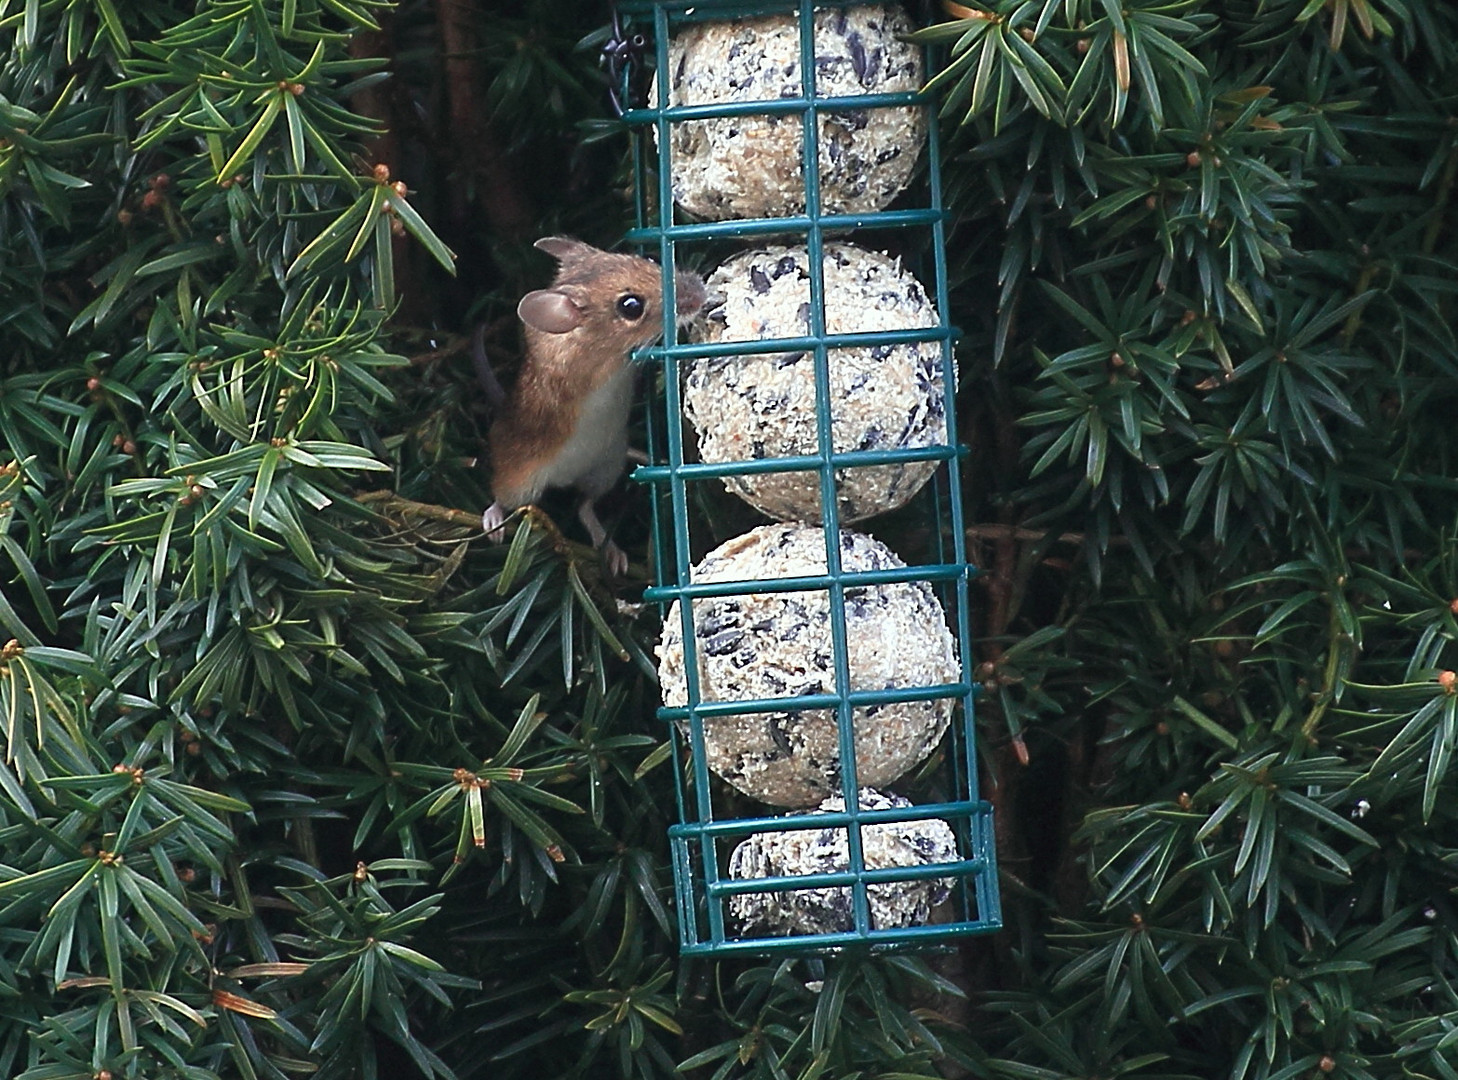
[481,236,707,576]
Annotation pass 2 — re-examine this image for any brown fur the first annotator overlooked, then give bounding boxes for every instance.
[489,237,706,509]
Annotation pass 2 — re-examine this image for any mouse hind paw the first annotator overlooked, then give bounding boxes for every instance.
[601,539,629,580]
[482,501,510,541]
[577,496,630,579]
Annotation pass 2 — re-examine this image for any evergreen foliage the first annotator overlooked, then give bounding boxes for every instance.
[0,1,1454,1079]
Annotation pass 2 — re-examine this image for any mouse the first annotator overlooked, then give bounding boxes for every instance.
[480,236,707,577]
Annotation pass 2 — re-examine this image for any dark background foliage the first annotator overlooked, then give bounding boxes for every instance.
[1,1,1456,1079]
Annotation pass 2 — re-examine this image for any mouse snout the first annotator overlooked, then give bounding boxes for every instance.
[673,270,708,324]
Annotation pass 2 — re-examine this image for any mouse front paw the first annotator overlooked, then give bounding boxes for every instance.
[482,501,509,542]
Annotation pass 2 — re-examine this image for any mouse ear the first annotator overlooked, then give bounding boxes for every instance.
[534,236,597,264]
[518,288,583,334]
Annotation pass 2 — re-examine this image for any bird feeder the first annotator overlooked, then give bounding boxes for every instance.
[618,0,1001,956]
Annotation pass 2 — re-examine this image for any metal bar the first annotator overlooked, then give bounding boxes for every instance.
[626,207,945,242]
[657,681,971,724]
[650,0,727,949]
[618,0,863,20]
[679,917,1001,957]
[669,834,701,945]
[634,324,955,362]
[789,0,871,941]
[634,445,961,485]
[921,36,982,813]
[671,800,993,839]
[706,859,985,896]
[621,90,924,126]
[644,562,966,601]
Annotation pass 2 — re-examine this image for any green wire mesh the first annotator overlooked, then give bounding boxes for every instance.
[620,0,1001,956]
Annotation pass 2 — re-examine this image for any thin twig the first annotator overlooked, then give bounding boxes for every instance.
[967,523,1129,547]
[356,491,585,558]
[406,339,467,368]
[354,491,646,589]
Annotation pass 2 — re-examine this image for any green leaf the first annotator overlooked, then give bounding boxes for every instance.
[495,694,545,765]
[216,92,284,182]
[1171,696,1240,749]
[385,190,457,274]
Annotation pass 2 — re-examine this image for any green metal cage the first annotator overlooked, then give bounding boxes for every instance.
[619,0,1001,956]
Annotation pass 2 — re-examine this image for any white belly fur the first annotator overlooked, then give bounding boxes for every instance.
[540,368,633,498]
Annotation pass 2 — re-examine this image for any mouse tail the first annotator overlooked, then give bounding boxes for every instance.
[472,324,507,413]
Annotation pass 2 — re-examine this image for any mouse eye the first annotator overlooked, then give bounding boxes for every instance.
[615,294,646,321]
